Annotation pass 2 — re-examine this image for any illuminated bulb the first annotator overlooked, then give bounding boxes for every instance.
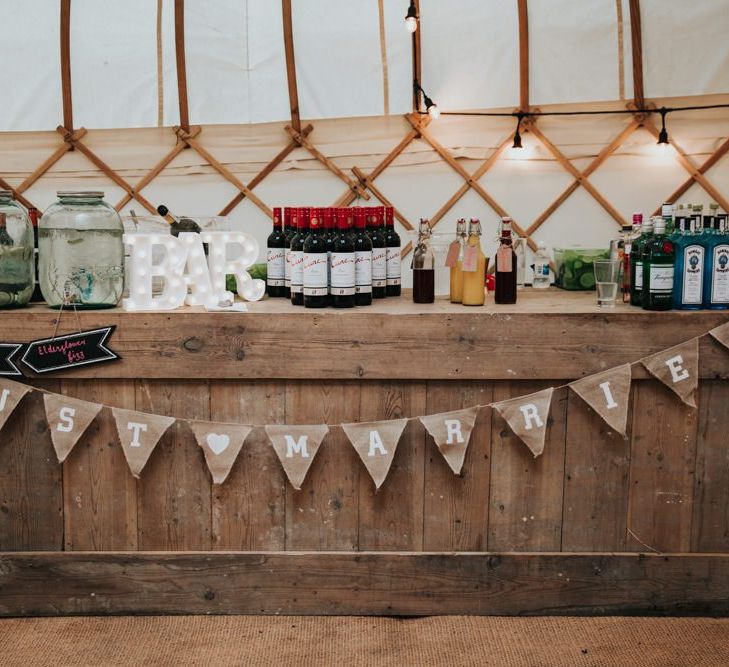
[404,1,418,32]
[427,103,440,120]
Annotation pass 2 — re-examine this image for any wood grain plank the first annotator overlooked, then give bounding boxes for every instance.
[0,382,63,551]
[135,380,212,550]
[488,383,567,551]
[561,390,631,551]
[358,381,426,551]
[423,382,493,551]
[61,380,137,551]
[284,381,360,551]
[210,381,286,550]
[627,380,698,553]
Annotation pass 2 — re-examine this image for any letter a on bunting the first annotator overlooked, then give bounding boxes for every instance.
[420,407,479,474]
[112,408,176,478]
[342,418,408,489]
[641,338,698,407]
[43,393,103,462]
[265,425,329,490]
[569,363,632,436]
[491,388,554,457]
[0,378,31,432]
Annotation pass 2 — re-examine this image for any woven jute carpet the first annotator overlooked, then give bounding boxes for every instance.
[2,615,728,667]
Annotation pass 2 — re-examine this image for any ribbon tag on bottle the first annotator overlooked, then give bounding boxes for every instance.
[462,246,478,272]
[497,246,512,272]
[444,241,460,268]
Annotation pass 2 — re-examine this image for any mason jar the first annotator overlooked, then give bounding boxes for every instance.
[39,191,124,309]
[0,191,34,308]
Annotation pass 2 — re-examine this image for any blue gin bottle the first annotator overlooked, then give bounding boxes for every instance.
[704,214,729,310]
[673,216,707,310]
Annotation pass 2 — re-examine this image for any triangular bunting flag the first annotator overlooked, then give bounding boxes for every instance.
[641,338,699,407]
[569,363,632,436]
[342,418,408,489]
[265,425,329,490]
[111,407,176,478]
[710,322,729,350]
[491,388,554,457]
[420,406,479,474]
[189,421,253,485]
[0,378,32,432]
[43,393,103,462]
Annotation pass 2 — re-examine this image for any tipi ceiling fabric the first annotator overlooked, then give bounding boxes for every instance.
[1,0,728,132]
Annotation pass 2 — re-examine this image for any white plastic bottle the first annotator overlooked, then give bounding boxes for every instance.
[532,241,551,289]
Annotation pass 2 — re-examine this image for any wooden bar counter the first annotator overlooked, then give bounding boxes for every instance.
[1,289,729,616]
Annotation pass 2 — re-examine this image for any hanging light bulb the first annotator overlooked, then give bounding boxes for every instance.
[404,1,418,33]
[424,94,440,119]
[512,114,524,149]
[657,108,669,146]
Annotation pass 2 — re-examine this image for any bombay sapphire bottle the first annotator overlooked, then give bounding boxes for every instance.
[704,214,729,310]
[673,216,707,310]
[0,191,34,308]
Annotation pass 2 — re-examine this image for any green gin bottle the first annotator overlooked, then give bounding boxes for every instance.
[642,218,675,311]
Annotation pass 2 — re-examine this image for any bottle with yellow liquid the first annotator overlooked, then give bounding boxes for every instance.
[461,218,487,306]
[449,219,468,303]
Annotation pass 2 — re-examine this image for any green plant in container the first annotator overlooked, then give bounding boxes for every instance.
[554,247,610,290]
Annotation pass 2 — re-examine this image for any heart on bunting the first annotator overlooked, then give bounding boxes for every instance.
[206,432,230,455]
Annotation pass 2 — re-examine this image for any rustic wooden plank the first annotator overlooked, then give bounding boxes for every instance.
[284,381,360,550]
[357,381,426,551]
[2,552,729,616]
[692,380,729,552]
[209,381,286,550]
[281,0,301,132]
[0,382,63,551]
[423,382,493,551]
[61,380,137,551]
[174,0,190,131]
[60,0,73,130]
[627,0,644,108]
[135,380,212,550]
[488,383,568,551]
[561,389,632,551]
[517,0,530,111]
[627,380,698,553]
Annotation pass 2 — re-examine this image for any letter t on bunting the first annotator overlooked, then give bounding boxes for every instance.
[569,364,632,437]
[43,393,103,463]
[111,408,176,478]
[420,407,479,474]
[342,418,408,489]
[641,338,699,407]
[491,388,554,457]
[265,425,329,490]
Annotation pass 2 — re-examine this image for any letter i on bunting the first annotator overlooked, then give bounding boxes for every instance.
[43,393,103,462]
[491,388,554,457]
[420,407,479,474]
[569,364,632,436]
[189,421,253,485]
[342,418,408,489]
[111,407,176,478]
[265,425,329,490]
[641,338,699,407]
[0,378,31,432]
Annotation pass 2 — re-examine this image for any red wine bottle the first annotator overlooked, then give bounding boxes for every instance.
[353,209,372,306]
[330,211,356,308]
[283,206,294,298]
[290,207,308,306]
[303,209,329,308]
[494,217,517,304]
[368,207,387,299]
[384,206,401,297]
[266,208,286,297]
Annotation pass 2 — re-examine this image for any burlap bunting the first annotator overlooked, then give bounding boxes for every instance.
[189,421,253,485]
[420,406,479,474]
[43,393,103,462]
[265,425,329,490]
[111,407,176,478]
[491,388,554,457]
[710,322,729,350]
[0,378,31,431]
[342,418,407,489]
[569,363,632,436]
[641,338,699,407]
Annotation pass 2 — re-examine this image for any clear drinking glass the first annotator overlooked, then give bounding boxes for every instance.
[593,259,620,307]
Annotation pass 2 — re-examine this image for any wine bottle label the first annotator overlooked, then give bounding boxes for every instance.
[267,248,285,287]
[681,244,704,305]
[303,253,328,296]
[649,265,674,293]
[634,263,643,289]
[372,248,387,287]
[284,248,291,286]
[290,250,304,293]
[711,244,729,303]
[386,248,401,285]
[330,252,355,295]
[497,246,512,272]
[355,251,372,293]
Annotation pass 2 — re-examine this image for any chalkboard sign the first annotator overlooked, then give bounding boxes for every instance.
[0,343,23,376]
[21,327,120,374]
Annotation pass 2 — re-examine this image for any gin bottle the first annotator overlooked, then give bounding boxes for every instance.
[642,219,674,311]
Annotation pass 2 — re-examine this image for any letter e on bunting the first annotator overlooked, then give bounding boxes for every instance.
[112,408,176,478]
[0,378,31,432]
[641,338,698,407]
[420,407,479,474]
[265,425,329,490]
[189,421,253,485]
[43,393,103,462]
[491,388,554,457]
[342,418,408,489]
[569,364,632,436]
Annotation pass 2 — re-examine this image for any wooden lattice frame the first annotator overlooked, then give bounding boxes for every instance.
[2,0,728,263]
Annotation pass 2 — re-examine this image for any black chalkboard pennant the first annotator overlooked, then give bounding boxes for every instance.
[0,343,23,376]
[21,326,120,374]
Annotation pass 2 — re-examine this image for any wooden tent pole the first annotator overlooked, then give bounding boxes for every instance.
[174,0,190,132]
[282,0,301,132]
[412,0,421,112]
[628,0,644,109]
[60,0,73,131]
[517,0,530,112]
